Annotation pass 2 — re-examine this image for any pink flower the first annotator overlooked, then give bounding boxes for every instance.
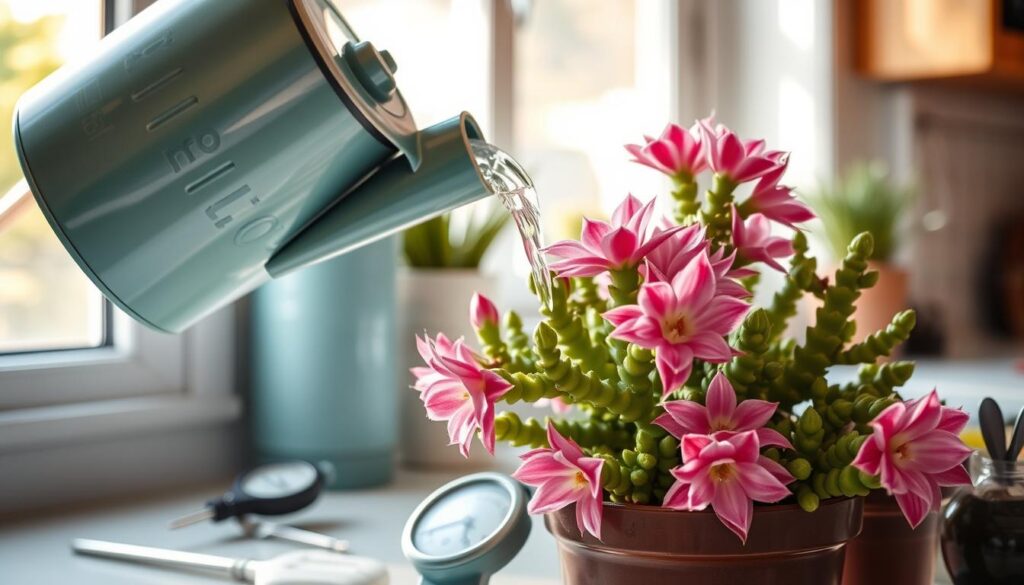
[699,121,781,184]
[625,122,706,179]
[642,223,751,299]
[851,390,972,528]
[655,372,792,450]
[411,334,512,457]
[663,431,793,542]
[604,252,749,395]
[470,292,500,329]
[731,207,794,272]
[744,155,815,228]
[513,425,605,539]
[544,195,685,278]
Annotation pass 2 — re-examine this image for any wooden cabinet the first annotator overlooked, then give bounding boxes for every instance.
[856,0,1024,87]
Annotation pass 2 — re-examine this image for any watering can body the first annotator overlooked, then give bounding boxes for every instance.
[14,0,490,333]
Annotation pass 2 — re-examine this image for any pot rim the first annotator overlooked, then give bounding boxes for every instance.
[545,495,864,557]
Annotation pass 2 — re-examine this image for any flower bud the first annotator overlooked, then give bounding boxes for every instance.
[470,292,500,329]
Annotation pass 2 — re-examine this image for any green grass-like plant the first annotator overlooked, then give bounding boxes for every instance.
[806,162,913,263]
[402,202,509,268]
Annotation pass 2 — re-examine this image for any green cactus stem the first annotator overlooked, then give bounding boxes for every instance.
[503,311,535,371]
[607,266,642,308]
[540,277,610,374]
[771,232,876,406]
[858,361,915,396]
[474,318,512,367]
[725,309,772,397]
[669,175,700,224]
[534,323,655,422]
[570,276,606,313]
[765,232,821,343]
[699,174,738,246]
[492,411,632,450]
[837,310,916,364]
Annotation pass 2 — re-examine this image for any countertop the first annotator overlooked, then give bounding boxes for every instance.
[0,469,561,585]
[0,467,957,584]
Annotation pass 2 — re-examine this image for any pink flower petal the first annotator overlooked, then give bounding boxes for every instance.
[547,424,586,463]
[657,400,711,437]
[580,218,612,250]
[671,252,716,311]
[602,305,644,327]
[902,430,972,472]
[687,331,734,362]
[680,433,713,462]
[735,461,793,502]
[600,227,640,266]
[732,399,778,431]
[932,464,970,487]
[528,478,585,514]
[638,282,674,319]
[711,479,752,543]
[894,489,932,529]
[575,490,604,539]
[662,479,691,510]
[705,372,737,428]
[754,428,793,450]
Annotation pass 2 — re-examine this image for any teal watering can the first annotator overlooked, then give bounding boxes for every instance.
[13,0,492,333]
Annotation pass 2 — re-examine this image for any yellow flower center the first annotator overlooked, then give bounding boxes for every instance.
[573,471,588,488]
[709,463,735,483]
[662,313,691,343]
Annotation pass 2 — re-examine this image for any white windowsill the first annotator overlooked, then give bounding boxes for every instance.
[0,393,241,454]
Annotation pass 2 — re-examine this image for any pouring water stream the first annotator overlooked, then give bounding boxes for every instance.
[470,140,553,308]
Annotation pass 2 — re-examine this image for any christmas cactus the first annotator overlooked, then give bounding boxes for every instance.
[411,116,971,543]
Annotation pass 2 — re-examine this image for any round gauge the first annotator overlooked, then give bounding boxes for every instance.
[403,473,531,584]
[240,461,320,498]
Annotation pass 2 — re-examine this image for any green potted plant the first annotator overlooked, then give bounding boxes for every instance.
[398,204,508,468]
[807,162,914,349]
[409,117,971,583]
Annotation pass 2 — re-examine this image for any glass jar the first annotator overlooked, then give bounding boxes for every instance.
[941,451,1024,584]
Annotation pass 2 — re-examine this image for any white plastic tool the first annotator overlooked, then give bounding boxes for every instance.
[72,539,388,585]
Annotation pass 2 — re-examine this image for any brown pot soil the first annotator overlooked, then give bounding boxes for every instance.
[545,497,863,585]
[842,492,939,585]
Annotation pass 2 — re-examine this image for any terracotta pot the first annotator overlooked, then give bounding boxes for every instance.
[850,262,908,346]
[842,492,938,585]
[545,497,863,584]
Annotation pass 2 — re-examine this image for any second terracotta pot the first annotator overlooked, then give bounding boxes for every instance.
[842,492,939,585]
[545,497,864,585]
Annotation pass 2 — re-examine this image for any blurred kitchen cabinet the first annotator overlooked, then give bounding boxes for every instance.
[856,0,1024,87]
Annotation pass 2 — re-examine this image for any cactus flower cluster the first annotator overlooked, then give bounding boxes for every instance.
[411,115,971,542]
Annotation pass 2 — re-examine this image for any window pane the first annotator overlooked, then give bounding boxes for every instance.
[338,0,491,131]
[0,1,105,353]
[514,0,673,233]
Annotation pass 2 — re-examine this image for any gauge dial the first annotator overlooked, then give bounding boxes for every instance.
[413,482,512,557]
[240,461,320,498]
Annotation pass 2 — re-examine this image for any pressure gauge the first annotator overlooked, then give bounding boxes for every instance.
[403,473,532,585]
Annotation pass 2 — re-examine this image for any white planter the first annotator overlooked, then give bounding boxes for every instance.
[397,268,499,470]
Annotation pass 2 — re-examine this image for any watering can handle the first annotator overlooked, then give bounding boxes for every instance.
[265,113,490,277]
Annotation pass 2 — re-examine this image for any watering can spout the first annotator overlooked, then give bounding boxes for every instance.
[266,113,490,277]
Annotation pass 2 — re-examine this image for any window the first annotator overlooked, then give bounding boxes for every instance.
[339,0,676,306]
[0,1,106,353]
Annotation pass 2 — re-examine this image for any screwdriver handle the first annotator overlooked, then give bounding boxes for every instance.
[72,538,253,582]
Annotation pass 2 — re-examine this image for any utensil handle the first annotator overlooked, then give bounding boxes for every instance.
[72,538,250,581]
[258,522,350,553]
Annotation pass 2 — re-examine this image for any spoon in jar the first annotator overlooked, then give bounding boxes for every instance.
[1006,406,1024,462]
[979,398,1007,462]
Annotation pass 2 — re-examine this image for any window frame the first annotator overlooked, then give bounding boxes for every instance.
[0,0,239,454]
